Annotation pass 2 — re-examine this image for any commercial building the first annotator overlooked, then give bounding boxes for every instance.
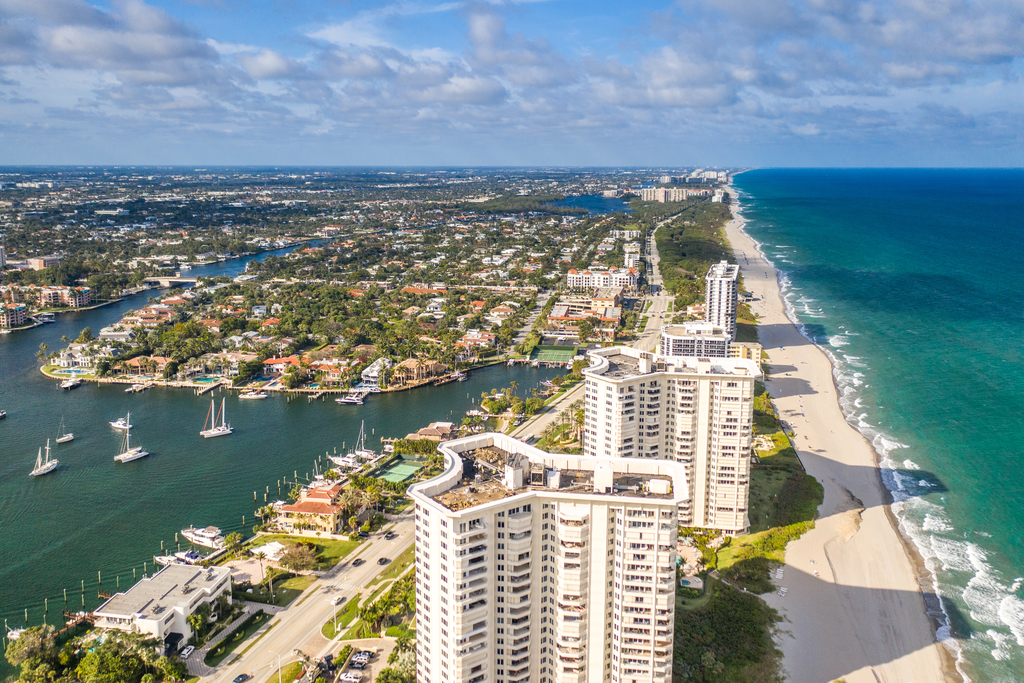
[411,433,686,683]
[704,261,739,340]
[27,255,60,270]
[94,564,231,653]
[582,347,758,535]
[659,323,730,358]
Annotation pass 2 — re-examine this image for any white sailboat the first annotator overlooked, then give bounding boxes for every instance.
[30,440,59,476]
[200,398,233,438]
[109,413,132,430]
[349,420,376,461]
[55,416,74,444]
[114,419,149,462]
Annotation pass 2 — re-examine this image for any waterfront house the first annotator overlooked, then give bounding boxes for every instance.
[94,564,231,654]
[278,483,345,534]
[262,355,301,376]
[392,358,448,385]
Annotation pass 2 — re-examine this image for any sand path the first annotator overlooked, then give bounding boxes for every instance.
[723,210,957,683]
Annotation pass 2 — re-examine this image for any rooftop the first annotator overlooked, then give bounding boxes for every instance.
[431,442,677,512]
[96,564,230,620]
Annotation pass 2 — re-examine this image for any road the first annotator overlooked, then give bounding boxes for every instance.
[511,214,677,442]
[204,513,416,683]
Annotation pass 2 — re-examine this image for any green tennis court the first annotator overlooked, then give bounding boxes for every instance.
[530,345,578,362]
[371,455,427,483]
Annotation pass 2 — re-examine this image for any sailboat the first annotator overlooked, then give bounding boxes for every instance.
[55,416,74,444]
[200,398,233,438]
[114,419,149,462]
[348,421,376,461]
[30,440,59,476]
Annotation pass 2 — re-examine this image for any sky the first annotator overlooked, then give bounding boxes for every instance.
[1,0,1022,166]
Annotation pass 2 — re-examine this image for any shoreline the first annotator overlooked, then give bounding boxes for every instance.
[724,185,961,683]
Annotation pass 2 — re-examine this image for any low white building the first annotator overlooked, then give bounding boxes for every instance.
[94,564,231,652]
[361,356,393,387]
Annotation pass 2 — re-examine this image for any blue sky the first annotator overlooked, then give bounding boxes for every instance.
[1,0,1022,166]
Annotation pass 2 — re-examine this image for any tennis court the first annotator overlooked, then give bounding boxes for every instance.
[530,345,578,363]
[371,455,427,483]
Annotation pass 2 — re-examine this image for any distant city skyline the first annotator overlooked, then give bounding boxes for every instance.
[1,0,1022,166]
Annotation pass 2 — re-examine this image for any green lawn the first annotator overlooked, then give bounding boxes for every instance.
[322,594,362,639]
[249,534,363,570]
[264,660,303,683]
[367,545,415,587]
[204,611,272,667]
[237,574,316,607]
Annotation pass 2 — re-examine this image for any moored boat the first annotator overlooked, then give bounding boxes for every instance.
[181,526,225,549]
[200,398,233,438]
[154,550,204,566]
[110,414,132,430]
[60,378,82,390]
[114,420,149,462]
[238,391,268,400]
[55,416,73,444]
[30,440,59,476]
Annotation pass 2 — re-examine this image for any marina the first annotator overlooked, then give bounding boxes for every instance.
[0,243,563,655]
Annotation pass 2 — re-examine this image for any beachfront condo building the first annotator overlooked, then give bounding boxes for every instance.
[410,433,686,683]
[704,261,739,340]
[659,322,731,358]
[582,346,758,535]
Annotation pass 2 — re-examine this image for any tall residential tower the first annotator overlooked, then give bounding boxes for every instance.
[582,347,758,535]
[704,261,739,340]
[411,433,687,683]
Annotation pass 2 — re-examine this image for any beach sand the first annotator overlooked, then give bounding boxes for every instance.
[723,208,959,683]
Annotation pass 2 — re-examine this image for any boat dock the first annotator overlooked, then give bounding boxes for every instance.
[195,380,225,396]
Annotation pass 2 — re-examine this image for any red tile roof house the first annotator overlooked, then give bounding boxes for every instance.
[278,484,346,534]
[262,355,301,376]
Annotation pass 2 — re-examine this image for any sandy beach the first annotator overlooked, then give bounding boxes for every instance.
[724,202,959,683]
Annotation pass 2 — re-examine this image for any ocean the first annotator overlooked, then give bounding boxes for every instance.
[733,168,1024,681]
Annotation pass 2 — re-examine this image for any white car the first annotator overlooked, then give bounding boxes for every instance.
[179,645,195,659]
[330,595,346,606]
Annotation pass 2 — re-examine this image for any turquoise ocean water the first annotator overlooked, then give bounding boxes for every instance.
[734,169,1024,681]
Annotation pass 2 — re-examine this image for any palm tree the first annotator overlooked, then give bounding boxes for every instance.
[254,551,267,583]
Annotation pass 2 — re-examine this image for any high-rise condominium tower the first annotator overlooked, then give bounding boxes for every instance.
[704,260,739,340]
[411,433,687,683]
[582,347,758,535]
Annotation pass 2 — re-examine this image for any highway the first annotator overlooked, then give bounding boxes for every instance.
[206,513,416,683]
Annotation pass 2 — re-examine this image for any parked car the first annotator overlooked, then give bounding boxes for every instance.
[349,662,366,670]
[179,646,195,660]
[358,531,369,538]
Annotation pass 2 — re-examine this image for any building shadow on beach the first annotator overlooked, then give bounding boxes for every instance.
[712,559,971,682]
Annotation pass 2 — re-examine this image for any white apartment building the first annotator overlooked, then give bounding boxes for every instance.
[94,564,231,652]
[704,261,739,340]
[659,323,730,358]
[623,244,641,269]
[411,433,686,683]
[565,268,638,291]
[582,347,758,535]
